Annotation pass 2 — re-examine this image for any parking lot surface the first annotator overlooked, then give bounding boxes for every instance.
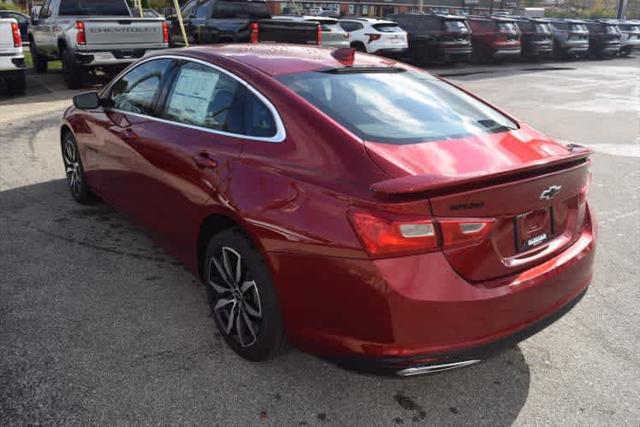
[1,56,639,425]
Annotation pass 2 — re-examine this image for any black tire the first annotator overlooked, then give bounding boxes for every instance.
[61,131,94,204]
[203,228,286,361]
[619,48,631,57]
[61,49,85,90]
[6,71,26,95]
[351,42,366,53]
[30,42,48,73]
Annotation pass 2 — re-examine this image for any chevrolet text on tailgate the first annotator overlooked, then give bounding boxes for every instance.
[28,0,169,89]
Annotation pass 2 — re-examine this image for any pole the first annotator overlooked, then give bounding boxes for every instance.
[137,0,143,18]
[172,0,189,47]
[616,0,627,18]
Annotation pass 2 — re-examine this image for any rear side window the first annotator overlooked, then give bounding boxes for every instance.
[443,20,470,33]
[59,0,131,16]
[193,0,210,18]
[339,21,363,32]
[372,23,403,32]
[162,61,277,138]
[212,1,270,19]
[278,69,518,144]
[109,59,173,115]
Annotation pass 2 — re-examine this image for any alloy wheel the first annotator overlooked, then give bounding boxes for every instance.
[62,137,82,197]
[208,246,262,348]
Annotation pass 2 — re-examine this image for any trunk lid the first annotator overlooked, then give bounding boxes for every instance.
[365,126,592,282]
[83,19,164,46]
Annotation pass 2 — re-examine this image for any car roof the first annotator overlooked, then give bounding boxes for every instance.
[167,44,401,77]
[340,17,396,24]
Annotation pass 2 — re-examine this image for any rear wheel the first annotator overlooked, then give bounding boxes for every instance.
[619,47,631,57]
[30,42,48,73]
[61,132,94,204]
[204,228,286,361]
[6,70,26,95]
[351,41,367,53]
[61,49,85,89]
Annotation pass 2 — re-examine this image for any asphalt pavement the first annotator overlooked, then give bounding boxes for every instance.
[0,56,638,425]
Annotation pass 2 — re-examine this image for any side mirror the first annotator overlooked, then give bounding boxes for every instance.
[73,91,101,109]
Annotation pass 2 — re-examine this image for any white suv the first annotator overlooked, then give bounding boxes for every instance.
[0,18,26,95]
[338,17,408,57]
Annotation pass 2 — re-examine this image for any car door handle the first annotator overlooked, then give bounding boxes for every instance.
[193,152,218,169]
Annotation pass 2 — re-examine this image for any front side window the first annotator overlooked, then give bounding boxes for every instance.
[109,59,172,115]
[278,69,518,144]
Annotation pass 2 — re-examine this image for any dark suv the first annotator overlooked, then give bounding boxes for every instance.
[616,19,640,56]
[547,19,589,58]
[467,16,521,61]
[585,20,622,57]
[387,12,472,64]
[512,17,553,59]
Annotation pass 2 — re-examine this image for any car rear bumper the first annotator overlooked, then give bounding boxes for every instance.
[0,53,25,71]
[73,46,168,66]
[273,204,595,375]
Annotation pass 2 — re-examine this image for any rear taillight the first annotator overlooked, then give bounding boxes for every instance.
[76,21,86,45]
[438,219,495,249]
[348,210,438,257]
[11,22,21,47]
[162,21,169,44]
[316,24,322,45]
[349,210,496,257]
[250,22,259,44]
[366,33,381,43]
[579,171,592,205]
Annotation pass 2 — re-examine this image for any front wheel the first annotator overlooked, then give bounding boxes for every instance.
[61,132,94,204]
[204,228,286,361]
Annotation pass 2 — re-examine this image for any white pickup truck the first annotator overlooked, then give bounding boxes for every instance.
[0,18,26,95]
[28,0,169,89]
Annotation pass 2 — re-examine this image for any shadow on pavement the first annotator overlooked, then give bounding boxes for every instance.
[0,179,531,425]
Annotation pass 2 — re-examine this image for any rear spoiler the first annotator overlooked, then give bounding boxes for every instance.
[370,145,592,196]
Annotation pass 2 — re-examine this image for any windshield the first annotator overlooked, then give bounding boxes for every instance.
[212,1,270,19]
[444,20,469,32]
[605,25,620,34]
[535,23,551,33]
[373,23,403,32]
[496,22,518,33]
[277,70,518,144]
[60,0,131,16]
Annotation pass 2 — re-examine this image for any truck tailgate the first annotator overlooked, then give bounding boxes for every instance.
[83,19,164,46]
[0,19,16,50]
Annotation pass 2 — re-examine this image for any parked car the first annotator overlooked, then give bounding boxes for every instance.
[0,10,29,43]
[584,19,621,57]
[272,15,348,48]
[169,0,320,46]
[512,16,553,59]
[467,15,521,61]
[616,19,640,56]
[0,17,26,94]
[338,17,408,57]
[28,0,169,89]
[386,12,471,64]
[62,45,595,376]
[547,18,589,59]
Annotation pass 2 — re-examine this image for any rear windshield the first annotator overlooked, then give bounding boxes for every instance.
[570,24,588,32]
[59,0,131,16]
[212,0,270,19]
[535,23,551,33]
[444,20,469,32]
[496,22,518,33]
[277,69,518,144]
[373,23,403,32]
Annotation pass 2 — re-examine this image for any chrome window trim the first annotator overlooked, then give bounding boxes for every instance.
[102,54,286,143]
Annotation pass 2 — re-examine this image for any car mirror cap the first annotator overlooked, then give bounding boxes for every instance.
[73,91,101,110]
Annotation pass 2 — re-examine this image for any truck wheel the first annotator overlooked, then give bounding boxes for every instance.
[30,44,48,73]
[61,49,85,90]
[6,70,26,95]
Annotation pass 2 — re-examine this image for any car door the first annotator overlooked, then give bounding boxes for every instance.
[33,0,52,51]
[81,58,176,221]
[116,59,267,261]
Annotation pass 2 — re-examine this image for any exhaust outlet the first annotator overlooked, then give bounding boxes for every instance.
[397,359,481,376]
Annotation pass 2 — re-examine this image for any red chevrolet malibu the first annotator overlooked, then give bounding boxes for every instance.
[61,45,595,375]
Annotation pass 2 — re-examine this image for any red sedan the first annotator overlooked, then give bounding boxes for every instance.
[61,45,595,376]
